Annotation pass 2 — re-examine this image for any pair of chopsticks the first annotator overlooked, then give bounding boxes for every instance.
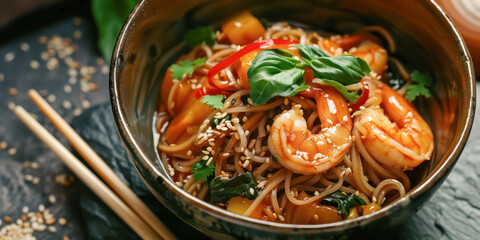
[14,89,177,240]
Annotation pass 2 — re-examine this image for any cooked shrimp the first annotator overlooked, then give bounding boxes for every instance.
[355,84,434,171]
[321,33,388,75]
[268,87,353,175]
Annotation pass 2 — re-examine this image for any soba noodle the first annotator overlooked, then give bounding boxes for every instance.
[155,14,433,224]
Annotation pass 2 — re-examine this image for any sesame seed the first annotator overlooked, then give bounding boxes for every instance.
[5,52,15,62]
[278,215,285,221]
[62,100,72,109]
[64,84,72,93]
[73,30,82,39]
[313,214,319,221]
[7,88,17,96]
[47,58,59,70]
[284,98,289,105]
[372,196,377,203]
[232,118,240,124]
[20,42,30,52]
[249,188,254,195]
[0,73,4,82]
[38,204,45,212]
[38,36,48,44]
[30,60,40,69]
[48,194,56,204]
[47,94,56,103]
[48,226,57,233]
[32,177,40,185]
[22,206,29,213]
[73,108,82,116]
[7,148,17,155]
[242,116,248,122]
[0,141,7,150]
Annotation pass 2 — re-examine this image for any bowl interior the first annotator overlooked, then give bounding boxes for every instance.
[110,0,475,237]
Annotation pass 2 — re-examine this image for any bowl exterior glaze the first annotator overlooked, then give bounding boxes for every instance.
[110,0,475,238]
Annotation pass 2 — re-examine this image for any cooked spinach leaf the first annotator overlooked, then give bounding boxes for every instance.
[322,191,367,219]
[209,172,258,203]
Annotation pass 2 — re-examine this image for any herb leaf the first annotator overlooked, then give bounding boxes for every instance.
[201,95,225,109]
[183,27,216,48]
[293,44,329,60]
[169,57,206,80]
[91,0,139,60]
[308,54,371,86]
[191,160,215,182]
[248,49,307,105]
[320,79,360,103]
[405,70,433,101]
[322,191,367,219]
[209,172,258,203]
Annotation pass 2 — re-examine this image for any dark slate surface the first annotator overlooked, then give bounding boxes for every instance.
[0,3,479,240]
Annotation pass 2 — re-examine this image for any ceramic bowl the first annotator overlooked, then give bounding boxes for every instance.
[110,0,476,238]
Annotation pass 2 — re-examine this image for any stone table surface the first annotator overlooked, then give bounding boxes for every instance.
[0,4,479,240]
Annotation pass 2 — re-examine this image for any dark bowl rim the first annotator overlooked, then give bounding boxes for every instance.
[109,0,476,233]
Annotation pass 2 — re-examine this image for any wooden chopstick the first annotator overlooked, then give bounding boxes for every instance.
[27,90,176,240]
[14,105,162,240]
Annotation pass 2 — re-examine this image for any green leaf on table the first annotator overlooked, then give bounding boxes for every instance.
[247,49,307,105]
[209,172,258,203]
[201,95,225,109]
[192,160,215,182]
[405,70,433,101]
[169,57,206,80]
[322,191,367,219]
[91,0,139,60]
[183,27,216,48]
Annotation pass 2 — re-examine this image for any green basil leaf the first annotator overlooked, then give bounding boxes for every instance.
[309,54,371,86]
[321,79,360,103]
[248,49,307,105]
[91,0,139,60]
[322,191,367,219]
[293,44,329,60]
[209,172,258,203]
[183,27,216,48]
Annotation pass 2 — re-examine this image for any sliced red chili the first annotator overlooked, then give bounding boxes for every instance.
[194,86,232,99]
[347,78,369,112]
[207,39,300,91]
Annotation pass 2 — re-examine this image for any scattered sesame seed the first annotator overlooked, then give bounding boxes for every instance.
[68,77,77,85]
[0,141,7,150]
[32,177,40,185]
[5,52,15,62]
[0,73,4,82]
[22,206,29,214]
[38,36,48,44]
[48,226,57,233]
[73,108,82,116]
[7,88,17,96]
[73,30,82,39]
[48,194,56,204]
[62,100,72,109]
[47,94,56,103]
[63,84,72,93]
[47,58,59,70]
[20,42,30,52]
[30,60,40,69]
[7,148,17,155]
[58,218,67,226]
[73,17,82,25]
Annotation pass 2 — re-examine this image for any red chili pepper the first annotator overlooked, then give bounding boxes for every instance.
[207,39,300,91]
[194,86,233,99]
[347,78,369,112]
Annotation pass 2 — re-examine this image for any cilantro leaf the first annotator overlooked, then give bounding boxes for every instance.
[322,191,367,219]
[191,160,215,182]
[404,70,433,101]
[169,57,206,80]
[200,95,225,109]
[209,172,258,203]
[183,27,216,48]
